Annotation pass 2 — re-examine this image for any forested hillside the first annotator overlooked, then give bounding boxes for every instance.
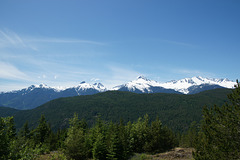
[0,106,19,117]
[0,88,231,133]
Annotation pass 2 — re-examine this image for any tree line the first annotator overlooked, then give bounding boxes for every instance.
[0,114,177,159]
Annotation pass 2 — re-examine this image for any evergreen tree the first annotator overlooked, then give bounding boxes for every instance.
[34,114,51,144]
[144,117,164,153]
[19,121,31,139]
[4,116,16,140]
[121,121,134,159]
[130,114,149,153]
[92,132,108,160]
[144,117,176,153]
[180,121,198,147]
[194,81,240,160]
[64,113,90,160]
[0,117,10,159]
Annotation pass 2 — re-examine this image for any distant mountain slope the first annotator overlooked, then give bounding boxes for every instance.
[0,82,106,110]
[0,88,232,133]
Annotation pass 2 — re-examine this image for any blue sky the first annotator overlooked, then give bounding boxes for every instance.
[0,0,239,91]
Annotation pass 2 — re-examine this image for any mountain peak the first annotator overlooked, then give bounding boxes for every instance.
[93,82,104,87]
[137,75,150,81]
[80,81,86,84]
[93,83,106,92]
[39,83,48,88]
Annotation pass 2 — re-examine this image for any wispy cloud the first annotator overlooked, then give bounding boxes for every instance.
[0,61,29,80]
[161,39,196,47]
[28,38,105,45]
[0,29,106,51]
[0,29,27,48]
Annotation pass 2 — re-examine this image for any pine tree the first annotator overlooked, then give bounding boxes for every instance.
[4,116,16,139]
[0,117,19,159]
[19,121,31,139]
[144,117,176,153]
[130,114,149,153]
[180,121,198,147]
[0,117,10,159]
[64,113,90,160]
[34,114,51,144]
[194,80,240,160]
[92,132,107,160]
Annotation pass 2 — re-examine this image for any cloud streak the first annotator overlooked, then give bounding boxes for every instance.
[161,39,196,48]
[0,29,27,48]
[28,38,105,45]
[0,29,106,50]
[0,61,29,80]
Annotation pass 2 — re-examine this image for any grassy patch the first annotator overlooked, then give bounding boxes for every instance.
[130,148,194,160]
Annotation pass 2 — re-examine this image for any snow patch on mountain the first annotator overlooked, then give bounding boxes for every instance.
[112,76,236,94]
[73,81,106,92]
[112,76,162,93]
[160,76,235,94]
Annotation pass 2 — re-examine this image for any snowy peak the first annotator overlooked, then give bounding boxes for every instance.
[113,76,177,93]
[112,76,236,94]
[136,75,151,81]
[22,83,54,93]
[160,76,235,94]
[73,81,106,92]
[93,83,107,92]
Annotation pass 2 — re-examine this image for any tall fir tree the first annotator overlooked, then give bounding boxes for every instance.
[194,80,240,160]
[34,114,51,144]
[64,113,90,160]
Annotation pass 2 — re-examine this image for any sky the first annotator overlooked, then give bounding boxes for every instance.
[0,0,239,92]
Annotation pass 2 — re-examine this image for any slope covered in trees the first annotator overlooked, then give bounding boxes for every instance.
[0,88,231,133]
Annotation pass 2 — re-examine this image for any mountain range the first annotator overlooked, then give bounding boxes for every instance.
[0,76,236,110]
[113,76,235,94]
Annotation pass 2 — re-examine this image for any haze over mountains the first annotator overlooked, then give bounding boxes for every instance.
[0,76,235,110]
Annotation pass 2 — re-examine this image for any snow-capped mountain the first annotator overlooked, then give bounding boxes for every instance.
[113,76,235,94]
[160,76,235,94]
[0,76,236,110]
[0,81,107,110]
[63,81,107,96]
[74,81,106,92]
[113,76,181,94]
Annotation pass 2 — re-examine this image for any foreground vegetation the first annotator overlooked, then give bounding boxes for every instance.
[0,114,177,159]
[1,82,239,159]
